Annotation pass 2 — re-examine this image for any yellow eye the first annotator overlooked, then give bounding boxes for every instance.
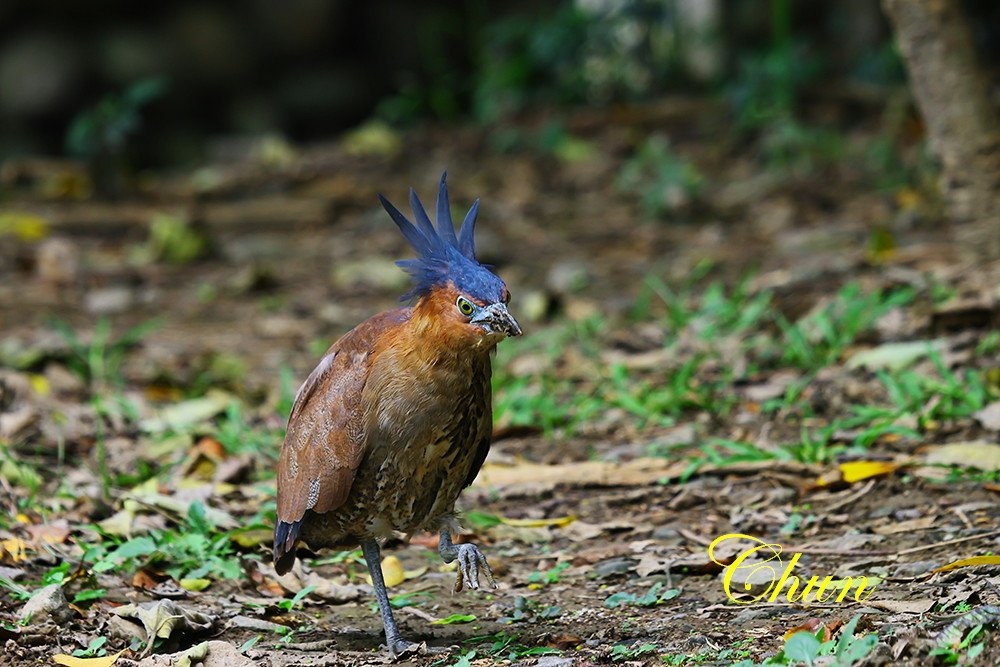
[456,296,475,316]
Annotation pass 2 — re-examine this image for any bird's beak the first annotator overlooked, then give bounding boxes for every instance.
[471,302,522,337]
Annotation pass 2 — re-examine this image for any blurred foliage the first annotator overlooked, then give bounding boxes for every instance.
[470,4,591,122]
[379,0,686,125]
[66,78,167,160]
[372,0,928,190]
[616,134,702,218]
[65,77,167,193]
[728,43,822,132]
[140,213,210,265]
[488,120,598,165]
[724,0,847,173]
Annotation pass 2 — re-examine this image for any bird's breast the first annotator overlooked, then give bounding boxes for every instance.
[348,349,492,535]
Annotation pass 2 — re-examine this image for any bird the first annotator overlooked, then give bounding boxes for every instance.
[273,172,521,656]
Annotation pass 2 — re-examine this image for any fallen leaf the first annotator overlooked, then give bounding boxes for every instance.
[933,555,1000,573]
[0,212,49,241]
[635,552,671,577]
[131,568,168,590]
[148,640,254,667]
[111,599,215,655]
[874,516,937,535]
[846,340,945,371]
[139,390,233,433]
[474,458,676,490]
[783,618,842,642]
[144,384,183,402]
[179,578,211,591]
[25,520,71,545]
[432,613,476,625]
[180,437,228,481]
[230,527,273,548]
[570,544,633,566]
[562,521,608,541]
[0,538,29,563]
[499,515,576,528]
[241,560,284,597]
[838,460,898,484]
[52,651,123,667]
[474,457,820,492]
[548,633,584,650]
[29,374,50,396]
[923,442,1000,471]
[974,401,1000,431]
[299,573,364,603]
[341,120,402,157]
[97,510,135,537]
[122,492,237,529]
[366,555,405,588]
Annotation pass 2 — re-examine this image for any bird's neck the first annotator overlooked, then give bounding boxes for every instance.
[405,298,496,363]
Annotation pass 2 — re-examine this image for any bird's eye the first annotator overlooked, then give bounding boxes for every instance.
[456,296,475,316]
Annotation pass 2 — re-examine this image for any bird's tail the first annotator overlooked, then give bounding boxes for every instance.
[273,518,303,575]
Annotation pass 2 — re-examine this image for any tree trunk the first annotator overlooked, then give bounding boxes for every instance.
[882,0,1000,224]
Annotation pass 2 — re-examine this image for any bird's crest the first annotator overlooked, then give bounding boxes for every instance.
[377,172,506,303]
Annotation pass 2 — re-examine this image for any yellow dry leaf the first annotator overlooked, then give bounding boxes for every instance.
[29,374,50,396]
[214,483,237,496]
[500,515,576,529]
[839,461,897,484]
[179,578,211,591]
[0,212,49,242]
[933,555,1000,573]
[895,187,921,210]
[365,555,405,587]
[52,651,123,667]
[0,538,29,562]
[230,527,273,548]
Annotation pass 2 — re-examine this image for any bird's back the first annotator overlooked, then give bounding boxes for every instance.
[273,306,412,572]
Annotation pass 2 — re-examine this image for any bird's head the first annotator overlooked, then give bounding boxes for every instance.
[378,173,521,345]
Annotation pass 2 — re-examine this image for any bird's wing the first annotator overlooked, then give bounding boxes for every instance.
[273,307,411,571]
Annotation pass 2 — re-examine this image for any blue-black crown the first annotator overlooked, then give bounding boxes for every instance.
[378,172,506,303]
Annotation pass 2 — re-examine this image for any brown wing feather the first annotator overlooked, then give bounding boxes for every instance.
[273,307,411,570]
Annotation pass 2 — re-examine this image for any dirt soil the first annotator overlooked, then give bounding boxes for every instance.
[2,104,1000,666]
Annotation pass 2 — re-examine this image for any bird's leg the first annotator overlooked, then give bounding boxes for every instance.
[439,528,497,593]
[361,539,416,656]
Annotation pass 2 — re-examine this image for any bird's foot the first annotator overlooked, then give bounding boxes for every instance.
[452,542,498,593]
[385,639,450,659]
[385,638,420,658]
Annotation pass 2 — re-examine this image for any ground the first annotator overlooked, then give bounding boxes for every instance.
[1,102,999,666]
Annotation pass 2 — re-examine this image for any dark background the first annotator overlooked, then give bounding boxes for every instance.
[8,0,996,168]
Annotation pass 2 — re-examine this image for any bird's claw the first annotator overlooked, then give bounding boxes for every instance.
[385,639,450,659]
[452,543,497,593]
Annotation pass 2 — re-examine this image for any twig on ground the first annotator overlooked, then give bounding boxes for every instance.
[896,529,1000,556]
[823,479,876,513]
